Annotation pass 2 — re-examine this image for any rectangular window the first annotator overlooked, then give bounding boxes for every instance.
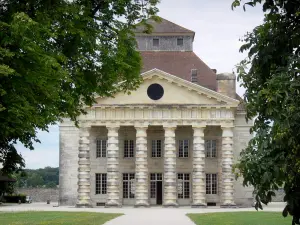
[177,38,183,46]
[96,139,107,158]
[206,173,217,194]
[205,140,217,158]
[177,173,190,199]
[123,173,135,199]
[178,140,189,158]
[191,69,198,83]
[150,173,163,198]
[153,38,159,47]
[95,173,107,194]
[151,140,162,157]
[124,140,134,158]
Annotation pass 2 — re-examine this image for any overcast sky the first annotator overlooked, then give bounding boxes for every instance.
[16,0,264,169]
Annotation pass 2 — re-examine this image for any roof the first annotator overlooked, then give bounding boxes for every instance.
[140,51,217,91]
[134,17,195,34]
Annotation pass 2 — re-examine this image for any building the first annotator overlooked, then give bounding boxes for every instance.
[59,18,253,208]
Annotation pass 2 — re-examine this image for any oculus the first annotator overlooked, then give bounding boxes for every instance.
[147,83,164,100]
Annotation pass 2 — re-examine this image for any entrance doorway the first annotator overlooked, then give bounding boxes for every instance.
[156,181,163,205]
[150,173,163,205]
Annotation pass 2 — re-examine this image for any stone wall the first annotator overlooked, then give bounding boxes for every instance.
[16,188,59,203]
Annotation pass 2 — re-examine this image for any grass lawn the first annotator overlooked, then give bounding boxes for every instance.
[187,212,291,225]
[0,211,122,225]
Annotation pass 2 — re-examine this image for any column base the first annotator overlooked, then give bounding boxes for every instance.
[220,204,238,208]
[134,203,150,208]
[105,203,122,208]
[191,203,207,208]
[76,203,93,208]
[163,203,178,208]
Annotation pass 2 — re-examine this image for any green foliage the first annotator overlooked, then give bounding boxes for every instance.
[0,0,159,177]
[15,167,59,188]
[4,194,26,203]
[232,1,300,224]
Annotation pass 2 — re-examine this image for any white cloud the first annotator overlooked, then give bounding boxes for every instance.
[17,0,264,169]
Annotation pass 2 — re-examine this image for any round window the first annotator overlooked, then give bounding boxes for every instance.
[147,83,164,100]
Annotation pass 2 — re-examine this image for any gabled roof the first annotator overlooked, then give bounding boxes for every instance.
[141,69,240,106]
[140,51,217,91]
[134,17,195,35]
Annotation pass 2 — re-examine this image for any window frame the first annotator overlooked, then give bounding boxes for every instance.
[206,173,217,194]
[150,173,163,198]
[124,140,134,158]
[177,38,184,46]
[95,173,107,195]
[96,139,107,158]
[177,173,190,199]
[151,140,162,158]
[153,38,159,47]
[123,173,135,199]
[205,140,217,158]
[178,139,189,158]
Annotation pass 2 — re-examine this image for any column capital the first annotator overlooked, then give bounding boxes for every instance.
[221,126,234,137]
[106,126,120,132]
[192,125,206,130]
[163,125,177,131]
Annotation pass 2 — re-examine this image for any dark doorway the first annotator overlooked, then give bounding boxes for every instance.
[156,181,163,205]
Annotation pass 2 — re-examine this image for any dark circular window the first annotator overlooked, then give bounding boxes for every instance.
[147,83,164,100]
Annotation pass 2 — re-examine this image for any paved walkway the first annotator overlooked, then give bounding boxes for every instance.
[0,202,285,225]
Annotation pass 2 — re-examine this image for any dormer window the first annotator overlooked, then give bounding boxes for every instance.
[177,38,183,46]
[153,38,159,47]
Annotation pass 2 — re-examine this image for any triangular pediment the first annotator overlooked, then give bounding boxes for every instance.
[94,69,239,107]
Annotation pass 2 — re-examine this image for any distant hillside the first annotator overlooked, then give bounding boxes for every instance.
[15,167,59,188]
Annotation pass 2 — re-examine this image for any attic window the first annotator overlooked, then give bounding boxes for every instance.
[191,69,198,83]
[153,38,159,47]
[177,38,183,46]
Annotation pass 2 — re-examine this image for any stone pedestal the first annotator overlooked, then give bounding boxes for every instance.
[105,126,121,207]
[76,126,92,208]
[134,126,149,207]
[163,126,178,207]
[221,127,236,207]
[191,126,207,208]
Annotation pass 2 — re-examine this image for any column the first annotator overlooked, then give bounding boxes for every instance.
[76,126,92,208]
[163,126,178,207]
[134,126,149,207]
[192,126,206,207]
[220,127,236,207]
[105,126,120,207]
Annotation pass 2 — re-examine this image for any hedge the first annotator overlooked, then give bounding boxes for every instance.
[4,194,26,203]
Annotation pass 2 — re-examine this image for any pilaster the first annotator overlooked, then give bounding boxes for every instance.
[76,126,92,208]
[191,126,207,208]
[134,126,149,207]
[105,126,121,207]
[163,126,178,207]
[220,127,236,208]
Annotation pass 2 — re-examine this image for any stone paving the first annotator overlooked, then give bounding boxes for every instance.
[0,202,285,225]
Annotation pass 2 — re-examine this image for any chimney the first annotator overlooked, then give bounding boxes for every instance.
[191,69,198,84]
[216,73,236,99]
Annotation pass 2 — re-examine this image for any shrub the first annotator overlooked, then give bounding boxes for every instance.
[4,194,26,203]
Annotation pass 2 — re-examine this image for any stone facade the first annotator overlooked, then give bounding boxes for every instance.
[136,35,193,51]
[59,18,253,208]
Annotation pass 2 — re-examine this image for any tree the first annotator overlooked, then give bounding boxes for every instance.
[0,1,159,175]
[232,0,300,224]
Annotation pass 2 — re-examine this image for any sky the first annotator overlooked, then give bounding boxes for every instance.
[16,0,264,169]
